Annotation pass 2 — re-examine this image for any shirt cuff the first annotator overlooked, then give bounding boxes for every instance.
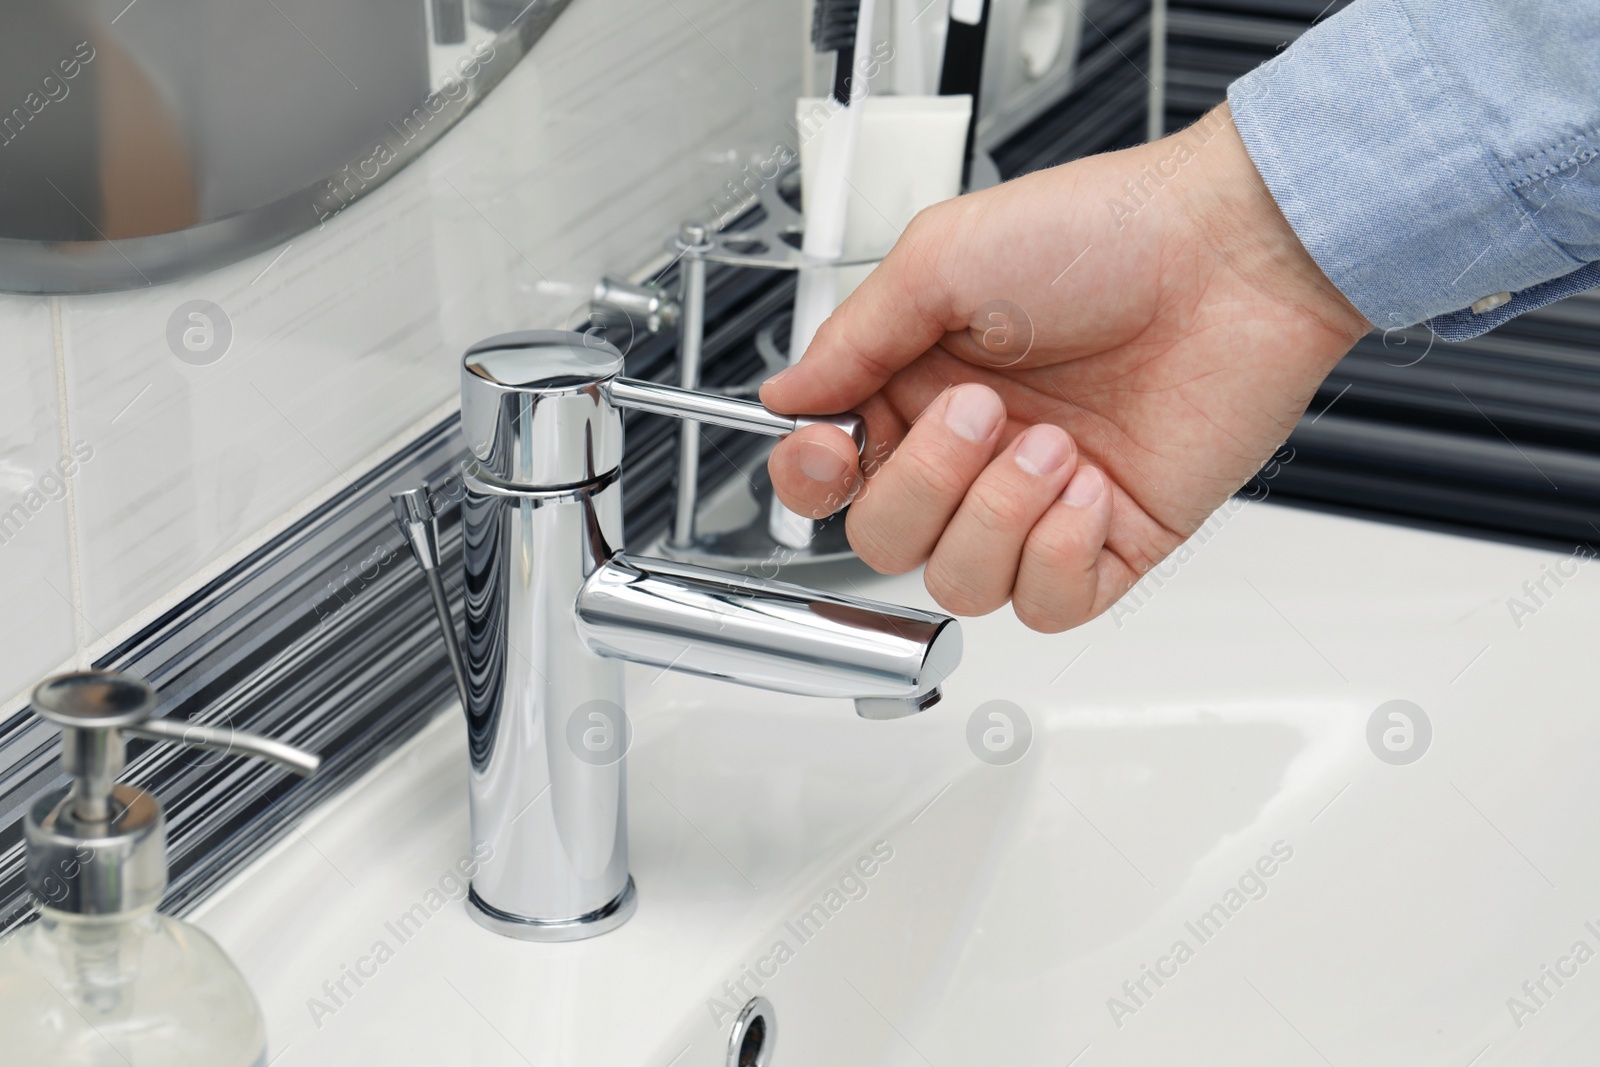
[1425,262,1600,340]
[1226,0,1588,338]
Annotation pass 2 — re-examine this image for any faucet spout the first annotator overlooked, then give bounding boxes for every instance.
[575,554,961,718]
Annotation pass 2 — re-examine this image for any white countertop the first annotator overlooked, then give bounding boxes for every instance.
[193,500,1600,1066]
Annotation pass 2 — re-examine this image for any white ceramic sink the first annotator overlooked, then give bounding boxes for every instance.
[194,501,1600,1065]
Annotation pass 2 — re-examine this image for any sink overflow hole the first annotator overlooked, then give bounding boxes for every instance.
[728,996,776,1067]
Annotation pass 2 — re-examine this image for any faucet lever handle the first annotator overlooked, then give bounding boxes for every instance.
[605,377,866,454]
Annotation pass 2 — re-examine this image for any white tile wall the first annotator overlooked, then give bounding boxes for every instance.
[1,0,804,708]
[0,297,78,703]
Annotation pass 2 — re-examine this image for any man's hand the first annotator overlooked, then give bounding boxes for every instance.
[761,105,1370,633]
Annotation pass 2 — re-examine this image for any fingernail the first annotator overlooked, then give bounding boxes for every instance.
[796,440,849,483]
[764,367,793,387]
[943,384,1004,443]
[1014,425,1070,476]
[1062,466,1104,507]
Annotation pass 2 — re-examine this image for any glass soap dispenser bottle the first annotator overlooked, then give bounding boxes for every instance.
[0,670,320,1066]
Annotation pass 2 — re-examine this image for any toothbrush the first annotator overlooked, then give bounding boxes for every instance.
[774,0,875,545]
[815,0,866,107]
[787,0,874,372]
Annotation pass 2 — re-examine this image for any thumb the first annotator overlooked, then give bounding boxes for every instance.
[760,211,956,415]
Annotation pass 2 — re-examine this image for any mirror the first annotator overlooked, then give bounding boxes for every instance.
[0,0,572,294]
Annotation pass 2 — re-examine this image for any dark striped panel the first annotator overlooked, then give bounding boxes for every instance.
[0,257,782,932]
[1169,0,1600,549]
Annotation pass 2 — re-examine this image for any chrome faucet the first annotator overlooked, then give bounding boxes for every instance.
[392,330,961,942]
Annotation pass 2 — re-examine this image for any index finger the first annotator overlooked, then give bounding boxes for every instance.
[759,211,957,416]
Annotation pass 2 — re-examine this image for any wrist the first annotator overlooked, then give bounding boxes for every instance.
[1172,104,1371,358]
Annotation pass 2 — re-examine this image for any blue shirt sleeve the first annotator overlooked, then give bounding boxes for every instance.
[1226,0,1600,341]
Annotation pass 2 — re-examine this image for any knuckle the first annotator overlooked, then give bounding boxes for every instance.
[848,517,921,575]
[1012,595,1075,634]
[903,204,944,242]
[899,448,973,505]
[962,479,1032,538]
[1118,543,1162,579]
[1029,513,1097,565]
[924,560,1007,617]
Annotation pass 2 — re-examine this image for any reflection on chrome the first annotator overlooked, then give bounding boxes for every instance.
[393,330,961,941]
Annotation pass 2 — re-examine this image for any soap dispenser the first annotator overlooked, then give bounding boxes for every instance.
[0,670,320,1066]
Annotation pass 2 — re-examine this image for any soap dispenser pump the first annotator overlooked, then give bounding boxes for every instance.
[0,670,320,1067]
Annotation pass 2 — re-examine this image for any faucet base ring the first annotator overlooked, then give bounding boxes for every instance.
[465,876,637,942]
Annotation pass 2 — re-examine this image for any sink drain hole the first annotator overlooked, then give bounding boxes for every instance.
[728,996,776,1067]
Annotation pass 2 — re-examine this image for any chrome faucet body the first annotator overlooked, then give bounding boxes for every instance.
[400,331,960,941]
